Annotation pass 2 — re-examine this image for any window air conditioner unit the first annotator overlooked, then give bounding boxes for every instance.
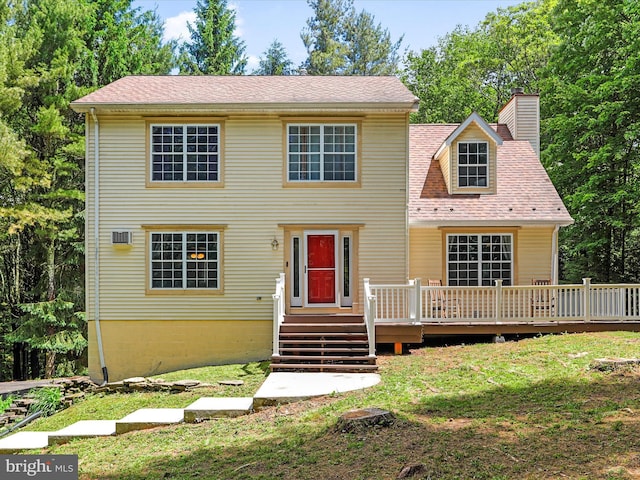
[111,231,133,245]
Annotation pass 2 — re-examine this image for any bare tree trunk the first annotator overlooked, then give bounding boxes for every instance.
[10,235,22,380]
[45,238,56,379]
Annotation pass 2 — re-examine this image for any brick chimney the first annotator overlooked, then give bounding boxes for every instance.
[498,88,540,157]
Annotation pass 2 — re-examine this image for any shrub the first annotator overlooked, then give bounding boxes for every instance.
[0,395,15,415]
[28,387,63,417]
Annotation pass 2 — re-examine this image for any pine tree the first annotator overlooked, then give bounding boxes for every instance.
[254,39,293,75]
[179,0,247,75]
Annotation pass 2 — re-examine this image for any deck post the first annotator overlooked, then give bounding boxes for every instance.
[364,278,376,357]
[414,278,422,324]
[495,280,503,323]
[272,273,285,357]
[367,296,377,357]
[583,278,591,322]
[408,279,415,320]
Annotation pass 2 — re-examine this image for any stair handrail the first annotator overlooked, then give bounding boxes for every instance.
[364,278,376,357]
[272,273,286,357]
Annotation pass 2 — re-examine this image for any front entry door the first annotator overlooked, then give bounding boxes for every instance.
[305,232,338,306]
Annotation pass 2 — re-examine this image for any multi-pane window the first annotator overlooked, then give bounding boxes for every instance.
[458,142,488,187]
[151,125,219,182]
[447,234,512,286]
[151,232,219,289]
[288,125,356,181]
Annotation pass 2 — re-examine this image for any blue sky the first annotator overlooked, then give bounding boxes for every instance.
[133,0,523,71]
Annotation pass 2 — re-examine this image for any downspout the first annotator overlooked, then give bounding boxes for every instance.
[405,112,411,283]
[551,225,559,285]
[90,108,108,384]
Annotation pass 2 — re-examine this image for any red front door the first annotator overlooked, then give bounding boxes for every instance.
[306,234,336,304]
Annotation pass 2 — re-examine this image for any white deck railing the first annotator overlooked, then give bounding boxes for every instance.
[369,278,640,324]
[272,273,286,356]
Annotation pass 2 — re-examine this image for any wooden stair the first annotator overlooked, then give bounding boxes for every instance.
[271,314,377,373]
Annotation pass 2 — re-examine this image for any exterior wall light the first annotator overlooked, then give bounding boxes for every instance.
[271,238,279,251]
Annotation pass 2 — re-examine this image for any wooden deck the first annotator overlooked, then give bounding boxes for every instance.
[366,279,640,346]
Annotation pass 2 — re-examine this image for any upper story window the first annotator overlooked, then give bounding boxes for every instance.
[287,124,356,182]
[458,141,488,187]
[151,125,219,182]
[150,232,220,290]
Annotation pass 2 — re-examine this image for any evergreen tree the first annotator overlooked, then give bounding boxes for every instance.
[179,0,247,75]
[254,39,293,75]
[343,9,403,75]
[301,0,402,75]
[0,0,176,379]
[301,0,351,75]
[81,0,175,86]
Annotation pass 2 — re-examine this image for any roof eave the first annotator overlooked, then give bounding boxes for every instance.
[432,112,504,159]
[409,218,574,228]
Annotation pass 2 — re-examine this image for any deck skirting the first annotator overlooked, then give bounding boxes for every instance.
[375,321,640,343]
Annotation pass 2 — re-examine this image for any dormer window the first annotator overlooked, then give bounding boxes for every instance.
[458,142,488,187]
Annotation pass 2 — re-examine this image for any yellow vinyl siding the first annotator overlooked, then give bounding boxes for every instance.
[516,226,554,284]
[409,225,555,286]
[86,113,408,380]
[436,146,451,192]
[409,227,444,282]
[451,124,497,195]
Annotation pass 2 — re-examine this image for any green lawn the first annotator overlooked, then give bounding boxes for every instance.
[26,332,640,479]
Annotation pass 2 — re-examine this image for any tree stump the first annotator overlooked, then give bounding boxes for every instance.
[335,408,395,433]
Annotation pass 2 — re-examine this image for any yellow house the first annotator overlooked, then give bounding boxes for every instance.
[72,78,572,381]
[71,75,419,381]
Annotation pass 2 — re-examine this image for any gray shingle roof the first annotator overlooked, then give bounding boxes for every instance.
[71,75,418,111]
[409,124,573,226]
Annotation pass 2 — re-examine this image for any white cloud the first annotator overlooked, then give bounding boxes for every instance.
[229,3,244,37]
[246,55,260,73]
[163,11,196,43]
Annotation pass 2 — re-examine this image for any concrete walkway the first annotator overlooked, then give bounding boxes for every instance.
[0,372,380,453]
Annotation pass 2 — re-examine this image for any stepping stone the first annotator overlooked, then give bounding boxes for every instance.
[115,408,184,434]
[0,431,53,453]
[184,397,253,423]
[49,420,117,445]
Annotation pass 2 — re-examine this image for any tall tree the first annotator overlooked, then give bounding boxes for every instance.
[403,0,557,122]
[301,0,402,75]
[301,0,352,75]
[81,0,175,86]
[343,9,403,75]
[254,39,293,75]
[179,0,247,75]
[403,28,497,123]
[542,0,640,282]
[0,0,176,379]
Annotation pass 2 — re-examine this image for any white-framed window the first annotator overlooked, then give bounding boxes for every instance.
[287,124,356,181]
[458,141,488,187]
[447,234,512,286]
[151,125,220,182]
[150,232,220,289]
